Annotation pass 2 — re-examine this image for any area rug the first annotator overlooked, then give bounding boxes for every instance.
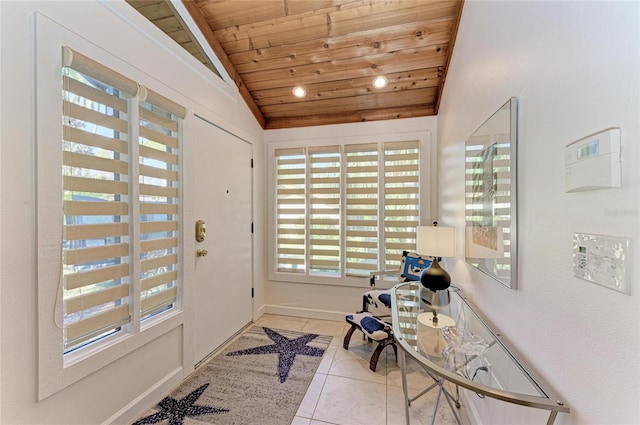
[133,326,333,425]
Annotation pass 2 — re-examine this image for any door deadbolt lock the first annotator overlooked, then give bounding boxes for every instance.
[196,249,208,257]
[195,220,206,242]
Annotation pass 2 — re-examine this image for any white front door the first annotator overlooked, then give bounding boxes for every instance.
[193,117,253,364]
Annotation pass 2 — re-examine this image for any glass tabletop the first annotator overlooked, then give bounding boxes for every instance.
[391,281,569,412]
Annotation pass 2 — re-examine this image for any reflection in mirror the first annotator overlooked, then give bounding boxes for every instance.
[465,98,518,289]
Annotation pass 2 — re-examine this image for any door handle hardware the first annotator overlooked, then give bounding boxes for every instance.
[195,220,206,242]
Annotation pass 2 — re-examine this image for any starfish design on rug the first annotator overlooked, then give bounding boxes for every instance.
[226,327,325,383]
[132,383,229,425]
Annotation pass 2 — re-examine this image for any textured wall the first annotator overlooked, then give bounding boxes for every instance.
[437,1,640,423]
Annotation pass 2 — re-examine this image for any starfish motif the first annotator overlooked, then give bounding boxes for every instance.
[132,383,229,425]
[226,327,325,383]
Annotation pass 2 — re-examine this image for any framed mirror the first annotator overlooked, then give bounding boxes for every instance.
[465,98,518,289]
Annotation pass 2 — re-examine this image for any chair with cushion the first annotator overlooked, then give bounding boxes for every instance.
[343,252,433,371]
[363,251,432,315]
[343,311,397,372]
[362,289,392,314]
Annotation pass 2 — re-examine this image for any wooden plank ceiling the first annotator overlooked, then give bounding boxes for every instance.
[128,0,464,129]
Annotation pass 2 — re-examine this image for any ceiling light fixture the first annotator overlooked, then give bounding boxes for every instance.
[372,76,388,89]
[292,86,306,98]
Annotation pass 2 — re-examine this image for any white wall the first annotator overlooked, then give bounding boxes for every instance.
[0,1,264,423]
[264,117,438,318]
[437,1,640,424]
[3,0,638,423]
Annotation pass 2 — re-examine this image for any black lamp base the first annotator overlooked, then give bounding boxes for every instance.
[420,259,451,291]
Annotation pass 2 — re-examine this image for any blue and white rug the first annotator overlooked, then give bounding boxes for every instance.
[133,326,332,425]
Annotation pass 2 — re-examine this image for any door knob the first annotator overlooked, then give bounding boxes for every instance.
[196,249,208,257]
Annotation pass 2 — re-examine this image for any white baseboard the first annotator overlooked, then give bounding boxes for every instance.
[264,304,346,322]
[103,366,184,425]
[254,303,267,321]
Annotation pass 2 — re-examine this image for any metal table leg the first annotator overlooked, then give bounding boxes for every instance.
[441,384,464,425]
[430,385,444,425]
[400,348,411,425]
[402,360,464,425]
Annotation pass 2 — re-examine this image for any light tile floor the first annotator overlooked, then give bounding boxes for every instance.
[253,314,470,425]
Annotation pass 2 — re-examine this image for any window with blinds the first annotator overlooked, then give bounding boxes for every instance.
[273,140,421,279]
[275,148,306,273]
[345,144,380,276]
[138,93,181,320]
[61,47,183,353]
[383,141,420,270]
[62,52,134,352]
[308,146,341,275]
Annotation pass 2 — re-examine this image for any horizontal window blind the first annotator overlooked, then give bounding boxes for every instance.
[60,47,184,353]
[273,140,422,279]
[62,48,134,352]
[308,146,341,275]
[138,88,182,320]
[275,148,306,273]
[345,143,379,277]
[383,141,420,270]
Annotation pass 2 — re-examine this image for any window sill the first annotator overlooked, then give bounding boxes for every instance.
[268,270,397,289]
[39,310,184,400]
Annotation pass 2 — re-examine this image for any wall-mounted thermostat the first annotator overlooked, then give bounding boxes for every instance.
[565,128,621,192]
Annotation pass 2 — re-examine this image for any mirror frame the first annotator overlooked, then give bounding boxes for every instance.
[464,98,518,289]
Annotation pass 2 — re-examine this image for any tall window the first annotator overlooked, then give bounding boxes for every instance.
[138,96,180,321]
[275,147,306,273]
[309,146,341,275]
[61,47,183,353]
[383,141,421,270]
[273,140,421,279]
[345,143,380,276]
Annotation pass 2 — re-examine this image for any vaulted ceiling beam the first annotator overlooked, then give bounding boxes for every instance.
[181,0,266,128]
[435,0,464,114]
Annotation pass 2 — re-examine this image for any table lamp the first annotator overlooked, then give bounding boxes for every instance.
[416,222,455,321]
[416,222,456,356]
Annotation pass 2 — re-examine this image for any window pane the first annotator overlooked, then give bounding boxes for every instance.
[275,148,306,273]
[62,66,131,352]
[384,141,420,270]
[309,146,341,275]
[139,99,181,320]
[273,140,422,279]
[345,143,379,277]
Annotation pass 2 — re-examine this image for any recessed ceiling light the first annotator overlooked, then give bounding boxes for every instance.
[372,76,388,89]
[292,86,306,98]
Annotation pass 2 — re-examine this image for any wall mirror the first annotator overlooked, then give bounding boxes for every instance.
[465,98,518,289]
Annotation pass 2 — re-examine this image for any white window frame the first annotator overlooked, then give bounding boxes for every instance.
[267,131,432,288]
[35,20,185,400]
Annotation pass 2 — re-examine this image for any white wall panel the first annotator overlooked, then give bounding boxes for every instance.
[437,1,640,423]
[0,1,263,423]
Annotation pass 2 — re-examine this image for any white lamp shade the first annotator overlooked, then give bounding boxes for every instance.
[416,226,456,257]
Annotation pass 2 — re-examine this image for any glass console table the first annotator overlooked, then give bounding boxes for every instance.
[391,281,569,425]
